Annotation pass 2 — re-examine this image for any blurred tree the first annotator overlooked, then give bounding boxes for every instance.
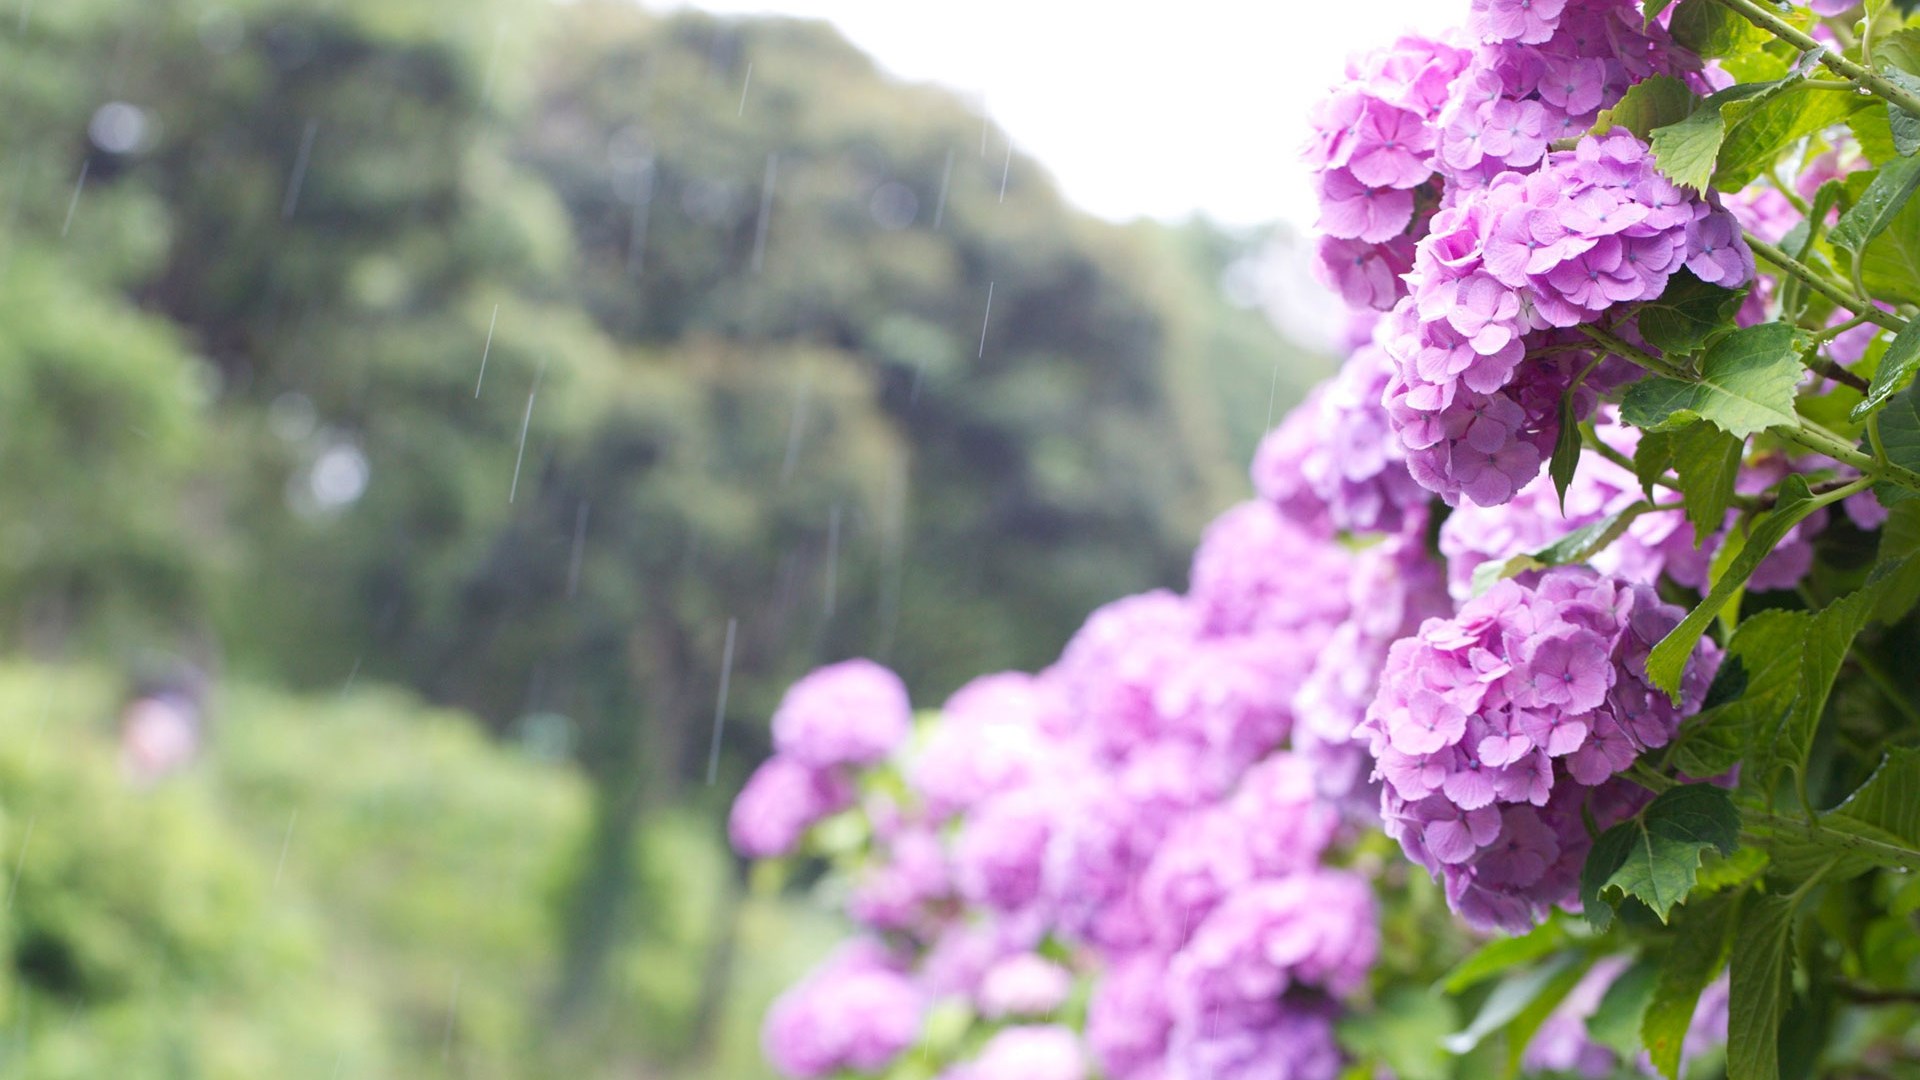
[0,668,386,1079]
[0,0,1325,1057]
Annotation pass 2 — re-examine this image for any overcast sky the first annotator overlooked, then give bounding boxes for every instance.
[671,0,1457,227]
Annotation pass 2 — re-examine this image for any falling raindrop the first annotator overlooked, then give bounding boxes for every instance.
[978,281,995,358]
[933,147,955,228]
[752,152,778,272]
[706,617,738,785]
[282,119,318,220]
[60,158,89,238]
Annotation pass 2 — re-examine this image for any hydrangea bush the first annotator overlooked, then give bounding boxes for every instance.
[728,1,1920,1076]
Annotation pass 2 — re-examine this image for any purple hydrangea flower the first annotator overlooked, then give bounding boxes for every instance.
[1188,500,1355,636]
[1165,1000,1344,1080]
[947,1026,1088,1080]
[913,672,1065,821]
[1049,590,1200,761]
[1380,133,1749,507]
[1293,530,1453,809]
[1087,950,1177,1080]
[1254,338,1433,538]
[1316,234,1417,311]
[1468,0,1570,45]
[728,756,853,858]
[955,783,1065,917]
[771,658,913,768]
[849,825,951,934]
[1365,567,1719,930]
[761,941,924,1079]
[1167,871,1378,1030]
[977,953,1075,1019]
[1317,167,1418,243]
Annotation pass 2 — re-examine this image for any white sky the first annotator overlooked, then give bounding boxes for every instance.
[673,0,1457,227]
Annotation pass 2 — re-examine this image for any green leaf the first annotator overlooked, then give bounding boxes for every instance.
[1502,954,1597,1077]
[1871,500,1920,621]
[1620,323,1805,439]
[1667,609,1806,776]
[1440,918,1567,994]
[1680,580,1884,791]
[1338,986,1457,1080]
[1595,75,1698,140]
[1646,476,1838,700]
[1649,100,1727,194]
[1668,0,1766,57]
[1468,502,1654,596]
[1695,846,1770,893]
[1668,421,1744,546]
[1586,957,1657,1059]
[1634,428,1676,499]
[1873,380,1920,505]
[1641,892,1737,1079]
[1580,825,1639,932]
[1635,270,1747,358]
[1752,584,1879,785]
[1852,104,1903,166]
[1642,0,1678,24]
[1855,169,1920,305]
[1443,953,1583,1055]
[1884,67,1920,157]
[1728,894,1796,1080]
[1550,392,1581,512]
[1774,746,1920,883]
[1852,319,1920,420]
[1836,747,1920,840]
[1876,27,1920,80]
[1830,155,1920,254]
[1585,785,1741,925]
[1715,81,1875,193]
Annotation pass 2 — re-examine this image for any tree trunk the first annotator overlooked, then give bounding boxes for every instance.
[549,600,690,1024]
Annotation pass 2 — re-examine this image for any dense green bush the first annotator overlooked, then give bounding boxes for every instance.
[0,663,840,1078]
[0,666,382,1078]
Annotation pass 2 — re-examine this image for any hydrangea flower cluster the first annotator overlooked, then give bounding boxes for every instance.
[1292,530,1452,807]
[1307,0,1759,508]
[1384,132,1752,506]
[1311,1,1696,312]
[1308,32,1469,310]
[735,497,1382,1080]
[1363,566,1717,930]
[726,3,1786,1075]
[942,1025,1087,1080]
[728,658,912,858]
[761,941,925,1080]
[1254,337,1432,537]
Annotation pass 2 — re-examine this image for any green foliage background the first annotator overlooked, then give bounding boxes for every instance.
[0,0,1324,1074]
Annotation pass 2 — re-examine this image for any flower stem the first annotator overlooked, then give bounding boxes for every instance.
[1710,0,1920,119]
[1809,355,1871,393]
[1777,423,1920,493]
[1809,310,1881,343]
[1578,323,1686,378]
[1749,236,1906,333]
